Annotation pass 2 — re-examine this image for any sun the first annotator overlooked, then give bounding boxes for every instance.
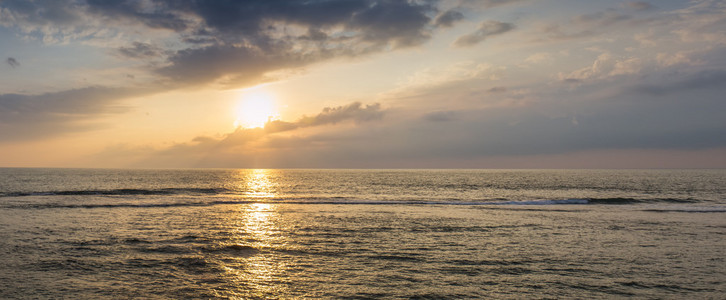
[234,90,279,128]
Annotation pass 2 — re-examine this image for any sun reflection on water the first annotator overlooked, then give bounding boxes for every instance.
[242,169,277,199]
[237,201,290,296]
[224,171,290,297]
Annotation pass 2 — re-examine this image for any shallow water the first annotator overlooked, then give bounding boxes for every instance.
[1,169,724,298]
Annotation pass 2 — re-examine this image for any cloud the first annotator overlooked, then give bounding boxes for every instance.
[670,2,726,45]
[144,92,726,167]
[454,21,514,47]
[2,0,438,87]
[205,101,383,144]
[155,44,304,87]
[177,0,434,48]
[434,10,464,28]
[346,1,433,48]
[456,0,527,9]
[85,0,189,31]
[83,61,726,168]
[299,102,384,126]
[532,7,646,42]
[116,42,164,59]
[0,86,149,142]
[100,101,385,167]
[264,102,384,133]
[0,0,112,44]
[559,53,642,83]
[153,1,435,86]
[5,57,20,68]
[609,57,642,76]
[656,51,703,67]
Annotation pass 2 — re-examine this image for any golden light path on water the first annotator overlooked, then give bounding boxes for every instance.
[222,169,289,297]
[243,169,277,199]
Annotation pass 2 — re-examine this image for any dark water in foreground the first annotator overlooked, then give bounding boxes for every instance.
[0,169,724,298]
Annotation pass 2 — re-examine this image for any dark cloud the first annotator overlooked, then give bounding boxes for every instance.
[458,0,527,9]
[2,0,439,86]
[0,0,102,43]
[347,1,433,48]
[170,0,434,49]
[156,44,303,86]
[6,57,20,68]
[85,0,189,31]
[0,87,147,142]
[1,0,82,26]
[187,0,370,39]
[454,21,514,47]
[90,0,434,86]
[434,10,465,28]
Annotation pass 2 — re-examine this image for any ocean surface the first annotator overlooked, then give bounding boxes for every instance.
[0,168,724,298]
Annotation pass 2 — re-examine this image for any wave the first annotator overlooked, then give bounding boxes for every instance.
[2,187,704,206]
[2,197,719,210]
[1,188,231,197]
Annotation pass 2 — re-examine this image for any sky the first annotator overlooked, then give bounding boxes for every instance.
[1,0,725,169]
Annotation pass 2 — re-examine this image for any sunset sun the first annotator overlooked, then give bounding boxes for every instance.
[234,91,278,128]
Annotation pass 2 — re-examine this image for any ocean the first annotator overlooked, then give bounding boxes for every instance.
[0,168,724,298]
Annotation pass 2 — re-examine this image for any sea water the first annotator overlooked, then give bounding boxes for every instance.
[0,169,724,298]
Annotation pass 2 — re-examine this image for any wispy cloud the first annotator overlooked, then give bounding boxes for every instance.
[434,10,464,28]
[5,57,20,68]
[454,21,514,47]
[115,42,164,59]
[558,53,642,83]
[0,86,152,142]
